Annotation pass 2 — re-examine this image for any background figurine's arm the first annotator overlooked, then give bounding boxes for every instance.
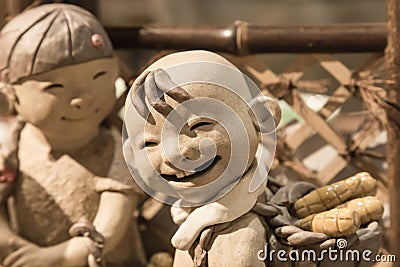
[2,191,137,267]
[0,203,33,257]
[61,191,137,266]
[93,191,137,254]
[0,208,90,267]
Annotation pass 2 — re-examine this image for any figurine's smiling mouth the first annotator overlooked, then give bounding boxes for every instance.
[161,156,221,183]
[61,108,100,121]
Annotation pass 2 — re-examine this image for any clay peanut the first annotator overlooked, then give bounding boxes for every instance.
[294,172,377,218]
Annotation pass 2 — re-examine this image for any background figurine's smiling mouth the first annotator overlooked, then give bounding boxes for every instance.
[61,108,100,121]
[161,155,221,183]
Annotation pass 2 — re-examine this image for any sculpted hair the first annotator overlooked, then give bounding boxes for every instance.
[0,3,113,83]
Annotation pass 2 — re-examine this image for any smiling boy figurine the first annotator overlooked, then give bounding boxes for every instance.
[0,4,145,267]
[123,50,281,267]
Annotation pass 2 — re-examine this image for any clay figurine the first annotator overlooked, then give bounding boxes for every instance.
[0,4,145,267]
[123,50,281,267]
[123,50,384,267]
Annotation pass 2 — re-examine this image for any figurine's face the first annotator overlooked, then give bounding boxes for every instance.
[134,83,259,188]
[13,58,118,141]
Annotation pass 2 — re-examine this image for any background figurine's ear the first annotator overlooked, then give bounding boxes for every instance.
[0,83,16,116]
[248,95,281,134]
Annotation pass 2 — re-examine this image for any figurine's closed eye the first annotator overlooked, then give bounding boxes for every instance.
[92,71,106,80]
[43,83,64,91]
[140,140,158,149]
[189,120,213,131]
[145,141,158,147]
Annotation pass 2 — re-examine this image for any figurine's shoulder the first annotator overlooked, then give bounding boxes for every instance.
[18,123,52,166]
[18,124,108,175]
[95,126,144,195]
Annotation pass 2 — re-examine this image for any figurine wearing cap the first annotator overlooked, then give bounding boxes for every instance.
[0,4,145,267]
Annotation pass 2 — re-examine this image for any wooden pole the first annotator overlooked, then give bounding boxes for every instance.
[0,0,6,28]
[106,23,387,54]
[385,0,400,263]
[5,0,24,18]
[66,0,97,15]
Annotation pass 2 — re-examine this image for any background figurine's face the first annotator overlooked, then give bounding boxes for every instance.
[13,58,118,140]
[136,83,259,188]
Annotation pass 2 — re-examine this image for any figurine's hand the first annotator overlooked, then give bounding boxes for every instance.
[259,182,316,228]
[269,181,316,207]
[3,244,63,267]
[276,225,329,247]
[170,205,193,225]
[347,221,382,251]
[131,69,189,118]
[3,237,33,255]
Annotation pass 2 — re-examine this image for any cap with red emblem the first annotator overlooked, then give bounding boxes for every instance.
[0,3,113,83]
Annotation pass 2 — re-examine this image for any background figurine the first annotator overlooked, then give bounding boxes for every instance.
[123,50,281,267]
[0,4,146,267]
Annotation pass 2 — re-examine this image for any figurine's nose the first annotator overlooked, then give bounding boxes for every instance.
[70,93,93,109]
[160,144,200,171]
[180,146,200,161]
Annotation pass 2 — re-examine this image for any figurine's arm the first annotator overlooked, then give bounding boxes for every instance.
[0,212,88,267]
[3,191,137,267]
[0,203,33,258]
[61,191,137,266]
[93,191,137,254]
[171,168,266,251]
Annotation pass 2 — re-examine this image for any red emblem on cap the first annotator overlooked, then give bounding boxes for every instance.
[91,34,104,49]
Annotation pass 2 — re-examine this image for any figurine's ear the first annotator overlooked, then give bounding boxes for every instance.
[122,137,136,169]
[248,96,281,134]
[0,83,17,116]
